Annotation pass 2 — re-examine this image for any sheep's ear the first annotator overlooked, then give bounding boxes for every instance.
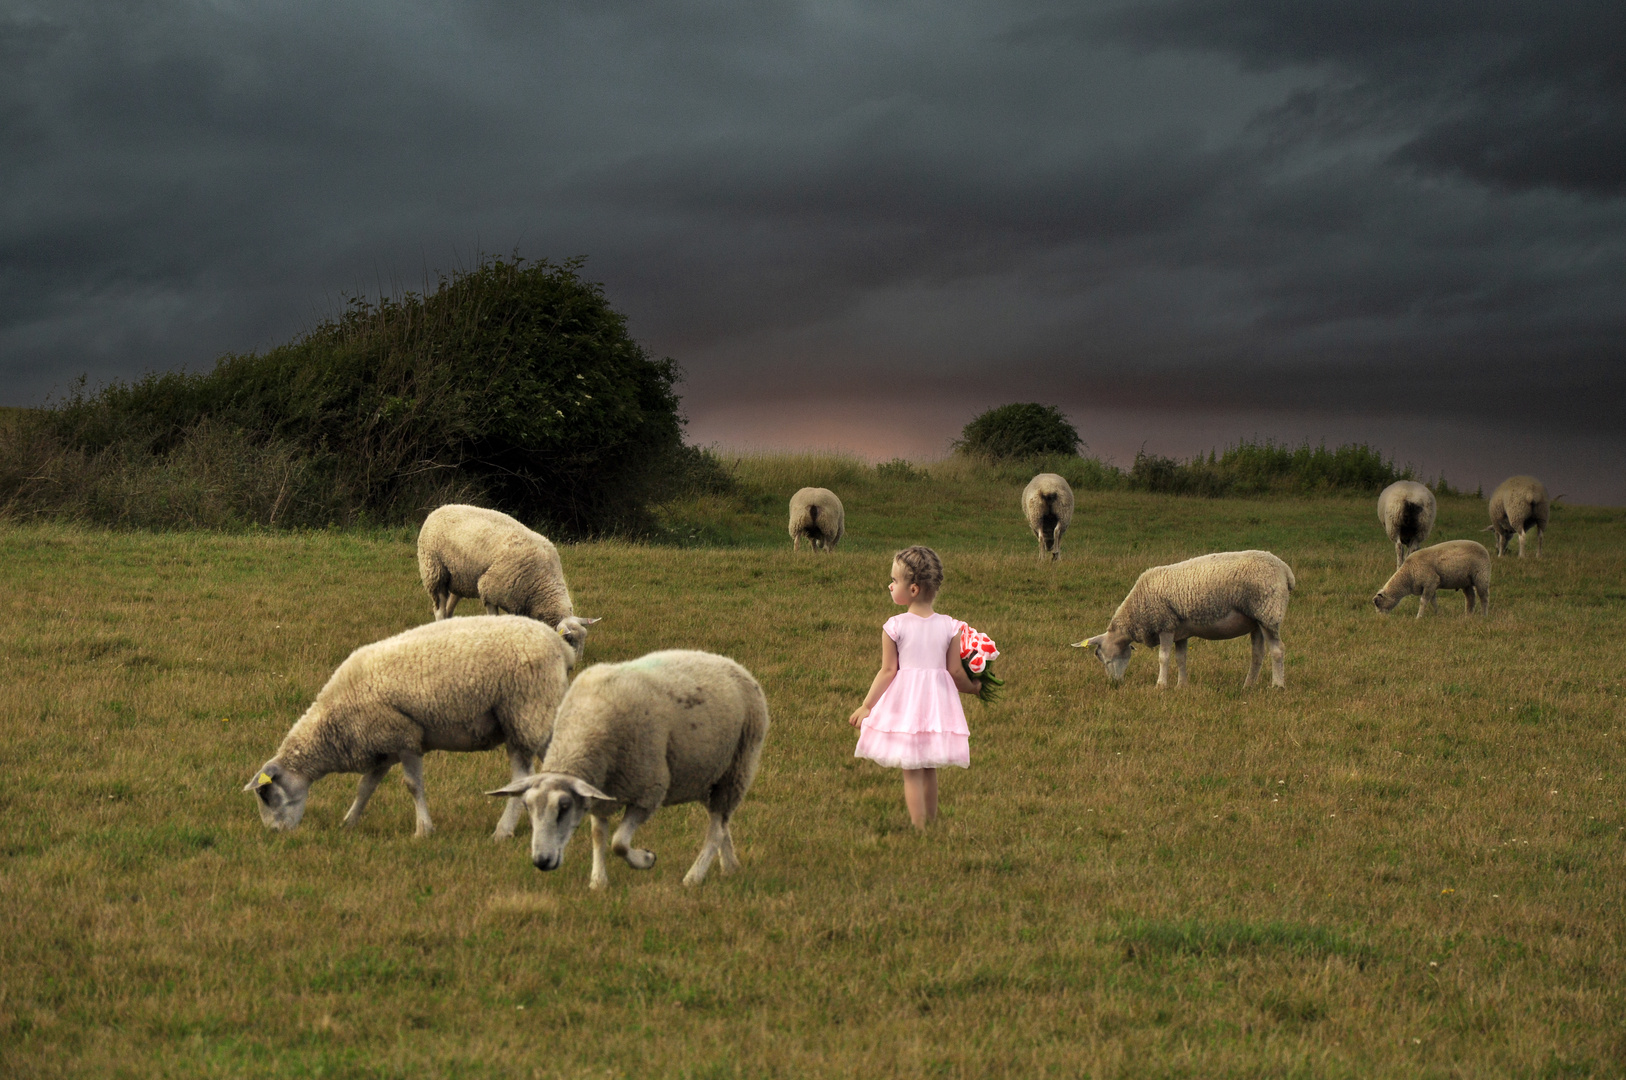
[580,617,601,625]
[487,775,543,798]
[564,777,615,803]
[1070,634,1105,649]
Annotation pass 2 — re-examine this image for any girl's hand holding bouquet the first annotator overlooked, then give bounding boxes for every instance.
[959,624,1003,703]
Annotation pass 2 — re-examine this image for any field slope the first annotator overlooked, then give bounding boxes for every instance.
[2,464,1623,1078]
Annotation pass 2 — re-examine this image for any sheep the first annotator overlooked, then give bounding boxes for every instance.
[1372,540,1491,618]
[1487,475,1550,558]
[788,487,844,552]
[243,616,576,839]
[1377,480,1437,568]
[488,650,769,890]
[416,503,598,662]
[1072,550,1295,689]
[1022,473,1075,560]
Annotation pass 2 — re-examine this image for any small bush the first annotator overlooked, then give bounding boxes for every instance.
[875,458,925,482]
[1129,440,1410,497]
[955,404,1081,460]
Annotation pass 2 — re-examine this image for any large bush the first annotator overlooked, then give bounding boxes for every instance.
[1,256,703,535]
[954,403,1081,460]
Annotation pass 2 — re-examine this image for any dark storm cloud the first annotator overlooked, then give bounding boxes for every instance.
[1103,0,1626,196]
[1,1,1622,444]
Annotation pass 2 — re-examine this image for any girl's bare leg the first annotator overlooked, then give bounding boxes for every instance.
[903,768,939,829]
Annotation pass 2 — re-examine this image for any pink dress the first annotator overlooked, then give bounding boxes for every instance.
[854,612,971,770]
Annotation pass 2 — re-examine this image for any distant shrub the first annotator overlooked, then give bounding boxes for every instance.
[1,255,710,535]
[954,403,1081,460]
[875,458,925,481]
[1129,440,1410,497]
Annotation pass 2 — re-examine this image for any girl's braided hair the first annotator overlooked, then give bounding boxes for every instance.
[893,545,944,599]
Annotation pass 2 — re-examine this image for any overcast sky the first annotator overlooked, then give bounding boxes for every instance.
[4,1,1623,500]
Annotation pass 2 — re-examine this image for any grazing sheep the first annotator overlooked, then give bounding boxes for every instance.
[1373,540,1491,618]
[788,487,845,552]
[489,650,769,890]
[1377,480,1437,568]
[1072,550,1295,689]
[1022,473,1075,560]
[417,504,598,662]
[1488,476,1550,558]
[243,617,576,839]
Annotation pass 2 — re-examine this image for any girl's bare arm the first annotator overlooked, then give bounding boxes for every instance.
[848,632,900,726]
[945,636,980,694]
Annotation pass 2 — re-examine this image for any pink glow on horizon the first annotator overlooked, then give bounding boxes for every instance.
[684,394,1626,505]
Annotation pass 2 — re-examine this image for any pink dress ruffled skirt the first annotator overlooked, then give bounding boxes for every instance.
[855,612,971,770]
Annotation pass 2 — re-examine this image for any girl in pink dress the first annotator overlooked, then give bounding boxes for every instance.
[848,545,982,829]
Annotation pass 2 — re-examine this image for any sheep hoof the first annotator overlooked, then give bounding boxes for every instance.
[589,876,609,891]
[681,871,705,887]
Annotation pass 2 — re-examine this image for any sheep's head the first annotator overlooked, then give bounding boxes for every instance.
[554,616,600,667]
[1072,632,1133,682]
[243,760,312,831]
[1372,590,1402,614]
[488,773,614,871]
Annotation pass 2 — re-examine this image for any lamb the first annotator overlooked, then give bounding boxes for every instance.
[489,650,769,890]
[1372,540,1491,618]
[788,487,844,552]
[1487,475,1550,558]
[1377,480,1437,568]
[1072,550,1295,689]
[417,503,598,662]
[1022,473,1075,560]
[243,616,576,839]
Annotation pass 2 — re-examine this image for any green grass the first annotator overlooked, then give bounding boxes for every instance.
[2,456,1623,1077]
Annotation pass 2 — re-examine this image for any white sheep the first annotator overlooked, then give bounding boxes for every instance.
[1022,473,1075,560]
[243,616,575,839]
[1372,540,1490,618]
[788,487,844,552]
[417,503,598,661]
[488,650,769,890]
[1487,475,1550,558]
[1073,550,1295,689]
[1377,480,1437,568]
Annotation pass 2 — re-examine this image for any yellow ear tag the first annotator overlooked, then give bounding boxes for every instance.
[257,772,274,787]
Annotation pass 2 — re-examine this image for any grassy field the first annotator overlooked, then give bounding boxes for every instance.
[1,457,1623,1078]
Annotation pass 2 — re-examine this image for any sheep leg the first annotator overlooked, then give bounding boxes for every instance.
[492,747,532,840]
[399,751,433,837]
[1156,633,1173,689]
[1395,540,1405,569]
[1173,638,1189,688]
[1246,627,1264,688]
[793,534,800,552]
[1536,526,1543,558]
[610,806,657,870]
[683,811,731,887]
[1463,587,1475,615]
[1264,626,1286,688]
[429,585,456,621]
[1418,585,1436,619]
[589,812,612,891]
[342,761,396,829]
[716,818,741,874]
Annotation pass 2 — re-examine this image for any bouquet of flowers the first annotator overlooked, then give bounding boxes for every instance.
[959,623,1004,703]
